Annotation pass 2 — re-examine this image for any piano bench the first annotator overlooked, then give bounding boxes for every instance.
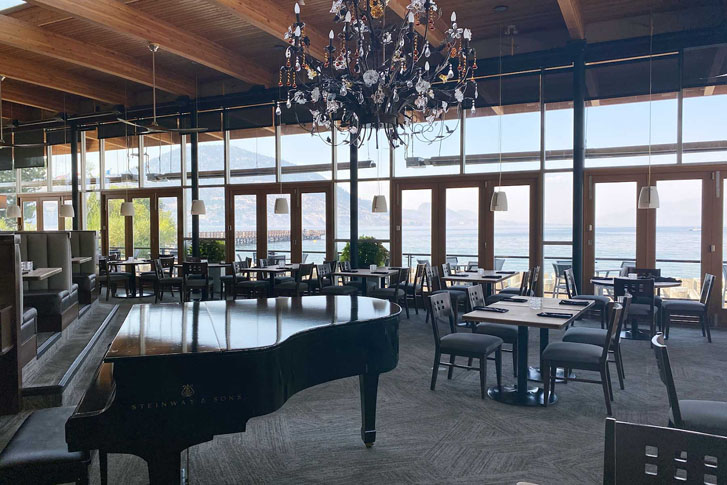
[0,406,93,485]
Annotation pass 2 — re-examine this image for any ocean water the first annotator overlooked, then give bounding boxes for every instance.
[238,225,704,280]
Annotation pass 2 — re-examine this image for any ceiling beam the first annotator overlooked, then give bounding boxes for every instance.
[1,102,39,121]
[0,52,125,105]
[2,80,82,113]
[0,14,195,96]
[27,0,273,87]
[208,0,328,60]
[704,45,727,95]
[387,1,445,47]
[557,0,586,40]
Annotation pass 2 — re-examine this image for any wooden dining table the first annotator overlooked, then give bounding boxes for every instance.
[332,267,399,296]
[242,265,298,293]
[441,270,519,297]
[22,267,62,281]
[71,256,92,265]
[463,296,594,407]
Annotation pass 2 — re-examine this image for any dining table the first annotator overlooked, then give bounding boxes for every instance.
[441,269,519,297]
[331,267,400,296]
[108,259,153,298]
[71,256,93,265]
[22,267,62,281]
[463,296,594,406]
[242,264,299,293]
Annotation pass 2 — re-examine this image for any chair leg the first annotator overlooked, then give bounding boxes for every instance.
[100,450,108,485]
[605,363,614,401]
[613,348,625,390]
[447,355,455,380]
[703,314,712,343]
[105,283,110,301]
[600,367,613,416]
[430,351,441,391]
[512,344,518,377]
[495,348,502,390]
[479,356,487,399]
[403,295,410,319]
[542,363,551,407]
[664,312,670,339]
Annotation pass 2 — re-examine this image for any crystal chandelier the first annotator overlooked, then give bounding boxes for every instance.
[278,0,478,148]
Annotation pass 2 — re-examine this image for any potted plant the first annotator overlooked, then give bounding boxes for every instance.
[187,239,226,263]
[340,236,389,268]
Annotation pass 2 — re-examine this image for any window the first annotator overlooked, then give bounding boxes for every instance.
[85,131,100,191]
[280,124,332,182]
[493,185,531,274]
[545,102,574,170]
[543,172,573,294]
[682,87,727,164]
[142,133,181,187]
[84,192,101,236]
[20,166,47,193]
[335,181,390,242]
[336,129,390,180]
[104,136,139,189]
[394,118,461,177]
[229,128,276,184]
[445,187,479,264]
[50,145,72,192]
[186,134,225,186]
[185,187,225,257]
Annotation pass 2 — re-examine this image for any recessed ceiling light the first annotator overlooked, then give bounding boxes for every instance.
[494,5,508,13]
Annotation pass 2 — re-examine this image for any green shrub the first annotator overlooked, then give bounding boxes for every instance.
[187,239,226,263]
[340,236,389,268]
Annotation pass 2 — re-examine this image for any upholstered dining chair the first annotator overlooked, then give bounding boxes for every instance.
[542,301,624,415]
[615,277,656,338]
[182,262,213,301]
[317,264,358,295]
[276,263,314,297]
[429,293,502,399]
[99,258,131,300]
[486,270,531,305]
[652,333,727,436]
[562,295,631,390]
[661,273,714,342]
[369,267,410,318]
[467,284,518,377]
[153,259,184,304]
[426,264,467,323]
[564,268,610,328]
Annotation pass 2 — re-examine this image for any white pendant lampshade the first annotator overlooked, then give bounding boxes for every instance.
[371,195,388,213]
[6,204,20,218]
[638,186,660,209]
[60,204,75,218]
[190,199,206,215]
[490,191,508,212]
[120,201,135,217]
[274,197,289,214]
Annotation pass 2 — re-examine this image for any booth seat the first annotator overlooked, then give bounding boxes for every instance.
[18,232,78,333]
[19,307,37,367]
[70,231,99,305]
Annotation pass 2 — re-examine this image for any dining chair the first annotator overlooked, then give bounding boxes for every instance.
[276,263,314,297]
[563,295,631,390]
[551,261,572,297]
[652,333,727,436]
[467,285,518,377]
[317,264,358,295]
[603,417,727,484]
[488,270,531,304]
[445,256,458,267]
[429,293,503,399]
[564,268,610,328]
[137,260,159,297]
[542,301,624,415]
[466,261,479,271]
[99,258,131,300]
[494,258,505,271]
[369,267,410,318]
[426,264,467,323]
[220,261,249,299]
[405,263,425,315]
[661,274,714,342]
[615,277,656,338]
[182,262,213,301]
[441,263,470,292]
[153,259,184,304]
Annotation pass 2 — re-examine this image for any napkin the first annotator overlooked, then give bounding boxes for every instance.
[538,312,573,319]
[559,300,590,306]
[474,306,509,313]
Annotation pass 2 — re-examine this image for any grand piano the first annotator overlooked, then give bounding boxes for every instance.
[66,295,400,483]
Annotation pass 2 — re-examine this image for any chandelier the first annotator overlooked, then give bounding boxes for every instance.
[278,0,478,148]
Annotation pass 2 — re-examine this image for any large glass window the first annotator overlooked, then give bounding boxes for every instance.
[465,106,540,173]
[594,182,637,276]
[335,181,390,242]
[655,179,702,298]
[543,172,573,294]
[233,194,257,261]
[186,133,225,186]
[132,197,151,259]
[85,192,101,236]
[445,187,478,265]
[20,166,47,193]
[336,129,390,180]
[43,200,59,231]
[229,128,276,184]
[22,200,37,231]
[50,145,71,192]
[185,187,225,258]
[85,131,100,191]
[104,136,139,189]
[107,198,126,259]
[158,197,179,257]
[301,192,327,264]
[493,185,530,274]
[143,133,181,187]
[400,189,431,266]
[280,124,332,182]
[394,119,461,177]
[267,193,291,261]
[682,88,727,164]
[545,102,574,170]
[0,171,18,231]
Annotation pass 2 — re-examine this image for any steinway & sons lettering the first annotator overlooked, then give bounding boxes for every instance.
[129,384,242,410]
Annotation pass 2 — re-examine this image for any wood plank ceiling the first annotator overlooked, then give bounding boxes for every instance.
[0,0,723,121]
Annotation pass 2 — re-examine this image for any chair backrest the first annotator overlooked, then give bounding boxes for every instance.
[258,258,268,268]
[99,258,110,276]
[429,293,455,348]
[416,258,430,265]
[390,267,409,292]
[109,251,120,261]
[316,264,331,288]
[446,256,458,266]
[614,277,654,304]
[601,302,624,362]
[612,294,632,346]
[699,273,715,305]
[441,263,452,277]
[625,266,661,279]
[564,268,578,298]
[553,261,572,278]
[235,260,249,271]
[340,260,351,272]
[651,333,683,427]
[466,285,485,311]
[301,253,308,263]
[422,263,435,291]
[153,259,165,280]
[183,262,208,280]
[528,266,540,295]
[494,258,505,271]
[618,261,636,276]
[604,417,727,484]
[518,271,530,296]
[429,265,443,292]
[413,263,425,290]
[296,263,314,283]
[466,261,479,271]
[324,260,338,274]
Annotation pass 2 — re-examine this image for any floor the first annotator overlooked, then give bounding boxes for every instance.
[1,293,725,485]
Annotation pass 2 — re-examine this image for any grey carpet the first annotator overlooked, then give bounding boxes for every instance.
[1,296,725,484]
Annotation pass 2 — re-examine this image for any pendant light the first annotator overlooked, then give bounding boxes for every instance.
[120,201,135,217]
[60,204,75,218]
[638,14,660,210]
[274,197,289,215]
[490,27,508,212]
[6,204,20,219]
[191,199,206,215]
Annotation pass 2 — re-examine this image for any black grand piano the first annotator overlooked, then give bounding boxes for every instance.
[66,295,400,483]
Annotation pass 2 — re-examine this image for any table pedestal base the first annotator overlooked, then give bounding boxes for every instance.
[621,329,651,341]
[487,385,557,406]
[527,366,576,383]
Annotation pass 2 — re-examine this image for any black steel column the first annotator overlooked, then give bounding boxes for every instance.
[350,133,359,268]
[70,121,80,230]
[572,40,586,290]
[191,106,200,258]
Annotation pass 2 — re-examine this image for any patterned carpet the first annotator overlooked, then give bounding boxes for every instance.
[1,295,725,484]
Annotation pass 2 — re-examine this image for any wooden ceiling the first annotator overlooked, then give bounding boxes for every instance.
[0,0,724,121]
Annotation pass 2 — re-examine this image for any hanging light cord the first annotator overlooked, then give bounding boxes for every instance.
[647,13,653,187]
[0,76,4,143]
[151,44,158,126]
[497,26,503,189]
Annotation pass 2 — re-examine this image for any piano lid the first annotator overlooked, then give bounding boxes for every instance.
[105,296,399,361]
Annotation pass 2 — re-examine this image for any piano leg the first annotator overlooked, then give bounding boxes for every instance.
[144,450,181,484]
[359,373,379,448]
